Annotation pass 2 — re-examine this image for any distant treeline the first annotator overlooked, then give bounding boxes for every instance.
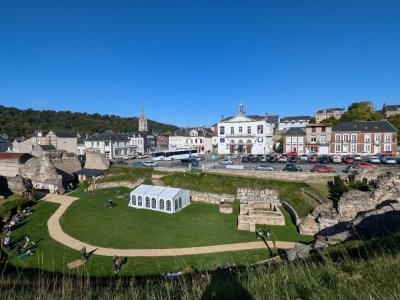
[0,105,178,138]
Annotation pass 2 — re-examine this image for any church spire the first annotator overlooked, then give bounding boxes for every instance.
[138,105,148,132]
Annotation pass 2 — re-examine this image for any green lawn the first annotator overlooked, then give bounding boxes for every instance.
[0,193,27,215]
[2,200,273,276]
[96,166,154,183]
[161,173,321,217]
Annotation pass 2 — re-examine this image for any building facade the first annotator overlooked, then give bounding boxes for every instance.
[217,104,274,155]
[169,127,216,154]
[84,130,133,160]
[382,104,400,117]
[283,128,306,154]
[330,120,398,155]
[315,108,345,123]
[305,123,332,155]
[278,116,311,131]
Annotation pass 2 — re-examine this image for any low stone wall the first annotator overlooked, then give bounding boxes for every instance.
[191,191,235,204]
[219,204,233,214]
[237,188,281,206]
[238,208,285,232]
[94,179,144,190]
[283,201,301,226]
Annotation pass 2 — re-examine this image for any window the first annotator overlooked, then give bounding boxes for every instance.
[159,199,164,210]
[115,149,121,155]
[105,142,110,146]
[351,144,357,153]
[247,126,251,134]
[311,136,317,143]
[320,136,327,144]
[351,134,357,142]
[166,200,171,211]
[375,134,381,143]
[220,138,225,143]
[219,126,225,135]
[321,127,326,133]
[385,134,391,142]
[174,199,178,211]
[298,137,303,145]
[230,127,234,134]
[286,137,291,144]
[343,134,349,142]
[257,125,263,134]
[335,144,341,152]
[97,142,99,146]
[179,197,182,208]
[335,134,341,142]
[312,127,316,133]
[384,144,391,151]
[138,196,142,207]
[145,197,150,208]
[131,195,136,206]
[239,126,242,133]
[365,134,371,143]
[151,198,156,209]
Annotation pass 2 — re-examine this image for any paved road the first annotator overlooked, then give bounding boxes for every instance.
[44,194,296,257]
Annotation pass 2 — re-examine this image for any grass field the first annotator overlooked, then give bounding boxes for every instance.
[60,187,312,248]
[161,173,321,217]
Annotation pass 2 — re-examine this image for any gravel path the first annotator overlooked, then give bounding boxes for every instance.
[44,194,296,257]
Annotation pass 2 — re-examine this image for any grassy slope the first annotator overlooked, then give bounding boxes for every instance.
[95,166,153,183]
[161,173,321,217]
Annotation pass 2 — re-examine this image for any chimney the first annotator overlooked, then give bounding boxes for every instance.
[239,103,244,115]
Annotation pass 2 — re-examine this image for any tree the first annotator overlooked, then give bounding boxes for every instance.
[387,114,400,145]
[340,101,384,122]
[319,116,340,126]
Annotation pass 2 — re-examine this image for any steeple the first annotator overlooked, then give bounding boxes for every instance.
[138,105,148,132]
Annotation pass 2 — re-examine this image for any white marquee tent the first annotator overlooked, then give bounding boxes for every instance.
[129,184,191,213]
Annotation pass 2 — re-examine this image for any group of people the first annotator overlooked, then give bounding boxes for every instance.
[256,228,271,240]
[1,207,36,259]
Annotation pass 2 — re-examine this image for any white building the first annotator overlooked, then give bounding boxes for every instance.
[217,104,274,155]
[129,184,191,214]
[84,130,134,160]
[169,127,216,154]
[278,116,311,132]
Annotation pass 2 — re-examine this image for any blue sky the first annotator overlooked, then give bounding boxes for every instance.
[1,0,399,127]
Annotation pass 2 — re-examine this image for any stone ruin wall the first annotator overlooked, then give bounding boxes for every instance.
[237,188,285,232]
[84,148,110,170]
[191,191,235,205]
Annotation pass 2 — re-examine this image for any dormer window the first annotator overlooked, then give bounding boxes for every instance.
[190,130,198,137]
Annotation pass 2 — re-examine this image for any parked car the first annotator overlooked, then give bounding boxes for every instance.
[359,151,371,157]
[342,165,359,174]
[181,158,199,166]
[143,161,157,167]
[288,156,298,163]
[381,156,397,165]
[382,150,395,156]
[220,159,233,165]
[130,161,145,167]
[308,155,318,163]
[286,151,298,157]
[255,163,275,171]
[250,156,259,162]
[353,154,362,161]
[319,155,331,164]
[342,156,354,164]
[259,155,268,162]
[269,155,278,163]
[278,155,288,163]
[310,164,335,173]
[356,161,376,170]
[368,156,381,164]
[242,156,251,163]
[300,154,308,162]
[137,154,149,159]
[283,164,302,172]
[332,155,342,163]
[397,158,400,165]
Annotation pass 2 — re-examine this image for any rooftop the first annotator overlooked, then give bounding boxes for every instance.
[333,120,398,133]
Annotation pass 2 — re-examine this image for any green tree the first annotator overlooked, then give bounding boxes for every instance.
[340,101,384,122]
[319,116,340,126]
[387,114,400,145]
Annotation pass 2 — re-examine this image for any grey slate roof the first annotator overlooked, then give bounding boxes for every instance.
[284,128,306,136]
[86,130,128,142]
[280,116,311,122]
[51,130,76,138]
[333,120,398,133]
[173,127,216,137]
[384,104,400,111]
[265,115,280,123]
[316,108,345,113]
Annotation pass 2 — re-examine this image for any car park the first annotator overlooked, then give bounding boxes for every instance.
[130,161,145,167]
[220,159,233,165]
[143,161,157,167]
[283,164,302,172]
[368,156,381,164]
[255,163,275,171]
[308,155,318,163]
[381,156,397,164]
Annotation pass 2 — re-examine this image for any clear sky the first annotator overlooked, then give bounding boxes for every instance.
[1,0,399,127]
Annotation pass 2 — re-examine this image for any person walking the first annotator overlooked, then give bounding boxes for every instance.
[80,245,88,262]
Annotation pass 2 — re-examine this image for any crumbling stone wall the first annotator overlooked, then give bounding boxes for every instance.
[191,192,235,204]
[84,148,109,170]
[237,188,285,232]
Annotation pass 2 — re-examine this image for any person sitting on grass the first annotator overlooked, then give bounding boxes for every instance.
[18,249,34,258]
[106,199,114,208]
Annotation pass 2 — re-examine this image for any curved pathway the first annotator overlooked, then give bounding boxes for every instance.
[44,194,296,257]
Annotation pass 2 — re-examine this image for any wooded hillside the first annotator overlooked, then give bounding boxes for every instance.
[0,105,178,138]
